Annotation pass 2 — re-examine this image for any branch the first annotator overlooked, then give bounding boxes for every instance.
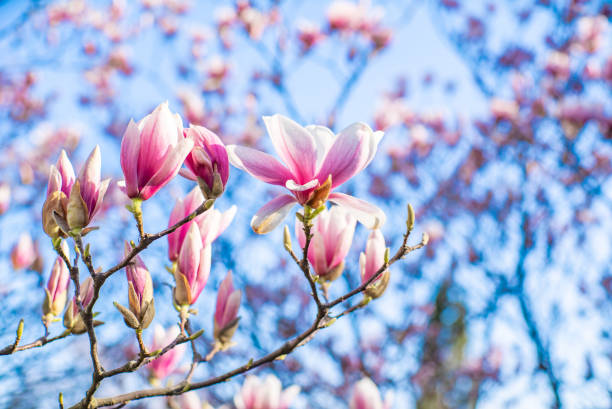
[0,320,71,355]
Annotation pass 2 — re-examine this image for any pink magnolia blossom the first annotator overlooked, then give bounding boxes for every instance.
[227,114,385,234]
[65,146,111,231]
[234,374,300,409]
[118,102,194,200]
[42,150,76,237]
[180,125,230,198]
[11,233,37,270]
[124,242,154,328]
[63,276,95,334]
[295,206,356,281]
[43,243,70,320]
[167,187,236,262]
[350,378,393,409]
[214,270,241,345]
[148,325,187,379]
[545,51,571,79]
[360,229,389,299]
[575,15,609,53]
[173,223,211,306]
[0,182,10,214]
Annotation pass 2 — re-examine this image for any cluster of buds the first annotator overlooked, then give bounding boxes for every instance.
[42,147,109,237]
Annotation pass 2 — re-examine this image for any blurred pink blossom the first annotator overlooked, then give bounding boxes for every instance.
[148,325,187,379]
[11,233,37,270]
[350,378,393,409]
[234,374,300,409]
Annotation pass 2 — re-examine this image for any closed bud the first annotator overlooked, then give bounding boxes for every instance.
[11,233,37,271]
[296,206,356,283]
[213,271,241,348]
[181,125,230,199]
[360,229,390,299]
[173,223,211,307]
[125,242,155,329]
[64,276,94,334]
[42,246,70,323]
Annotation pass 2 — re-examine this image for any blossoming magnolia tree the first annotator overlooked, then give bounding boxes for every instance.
[1,102,427,408]
[1,0,611,408]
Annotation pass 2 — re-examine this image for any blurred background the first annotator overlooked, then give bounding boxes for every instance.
[0,0,611,408]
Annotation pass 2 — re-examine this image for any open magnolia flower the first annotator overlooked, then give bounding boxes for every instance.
[227,114,385,234]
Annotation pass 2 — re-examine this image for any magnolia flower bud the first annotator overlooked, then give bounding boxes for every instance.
[296,206,356,283]
[63,276,95,334]
[11,233,37,270]
[42,242,70,323]
[213,271,241,348]
[65,146,110,232]
[360,229,389,299]
[167,187,235,262]
[118,102,193,201]
[181,125,230,199]
[173,223,211,306]
[147,325,187,380]
[115,242,155,329]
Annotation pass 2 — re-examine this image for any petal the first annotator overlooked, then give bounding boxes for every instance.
[178,167,198,181]
[178,223,203,285]
[139,137,194,200]
[308,233,328,276]
[221,290,241,327]
[317,123,383,188]
[227,145,293,186]
[306,125,336,169]
[191,244,211,303]
[137,102,183,186]
[90,178,110,221]
[46,165,62,196]
[78,146,102,215]
[285,178,318,191]
[120,119,142,198]
[328,192,386,229]
[251,194,297,234]
[263,114,317,183]
[56,150,76,196]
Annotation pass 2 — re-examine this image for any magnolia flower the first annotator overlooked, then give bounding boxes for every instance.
[296,206,356,282]
[148,324,187,379]
[167,187,236,262]
[42,150,76,238]
[65,146,110,232]
[63,276,95,334]
[11,233,37,270]
[173,223,211,306]
[0,182,11,214]
[118,102,193,200]
[360,229,389,299]
[490,98,519,122]
[350,378,393,409]
[181,125,230,198]
[234,374,300,409]
[122,242,154,329]
[228,114,385,234]
[214,271,241,347]
[42,243,70,323]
